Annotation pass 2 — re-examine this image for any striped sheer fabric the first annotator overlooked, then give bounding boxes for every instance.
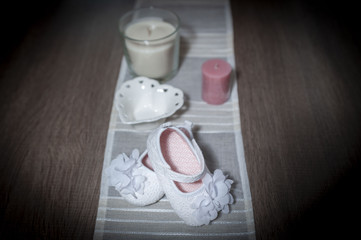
[94,0,256,239]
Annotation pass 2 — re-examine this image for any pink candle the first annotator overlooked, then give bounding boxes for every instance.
[202,59,232,105]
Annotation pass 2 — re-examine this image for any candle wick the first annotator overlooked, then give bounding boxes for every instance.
[214,63,219,70]
[147,25,156,36]
[147,27,152,36]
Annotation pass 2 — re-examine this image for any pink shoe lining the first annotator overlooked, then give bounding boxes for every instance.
[160,129,202,193]
[142,154,153,171]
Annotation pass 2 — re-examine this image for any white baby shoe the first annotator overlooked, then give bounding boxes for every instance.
[147,121,234,226]
[106,121,195,206]
[107,149,164,206]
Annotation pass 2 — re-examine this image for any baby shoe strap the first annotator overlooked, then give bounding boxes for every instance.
[177,120,194,140]
[156,139,206,184]
[156,121,204,183]
[161,121,194,140]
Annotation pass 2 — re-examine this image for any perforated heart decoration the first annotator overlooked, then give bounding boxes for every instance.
[115,77,184,124]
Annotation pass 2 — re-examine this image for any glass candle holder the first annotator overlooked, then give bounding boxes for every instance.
[119,7,180,82]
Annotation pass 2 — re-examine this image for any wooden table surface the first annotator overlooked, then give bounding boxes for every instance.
[1,0,360,239]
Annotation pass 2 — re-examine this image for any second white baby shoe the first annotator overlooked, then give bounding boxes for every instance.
[147,121,234,226]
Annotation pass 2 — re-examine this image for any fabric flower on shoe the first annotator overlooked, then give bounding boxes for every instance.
[107,149,146,198]
[191,169,234,225]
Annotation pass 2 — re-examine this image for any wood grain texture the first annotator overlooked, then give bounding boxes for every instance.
[1,0,360,239]
[0,0,133,239]
[232,0,361,239]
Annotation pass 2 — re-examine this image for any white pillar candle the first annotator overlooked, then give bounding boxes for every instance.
[124,18,179,80]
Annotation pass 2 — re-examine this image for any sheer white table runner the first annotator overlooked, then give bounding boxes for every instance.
[94,1,255,239]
